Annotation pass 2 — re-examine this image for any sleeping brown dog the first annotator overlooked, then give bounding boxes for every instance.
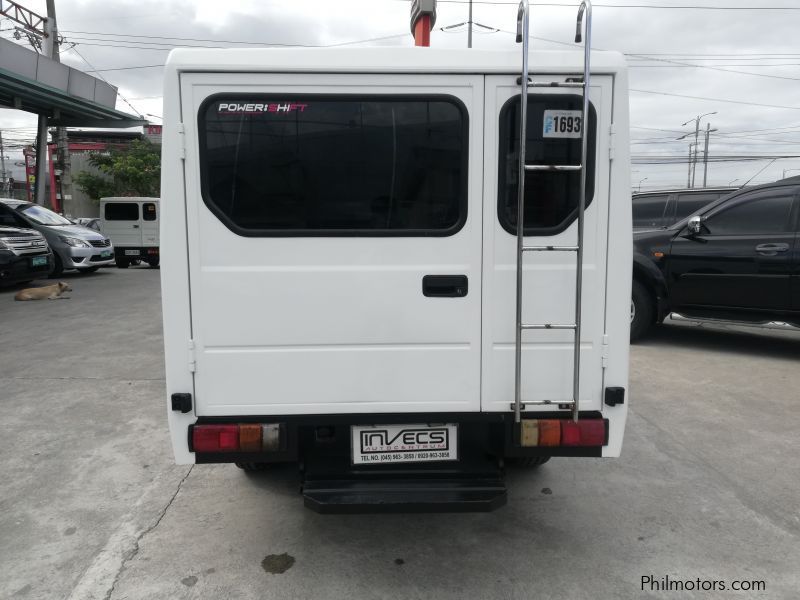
[14,281,72,301]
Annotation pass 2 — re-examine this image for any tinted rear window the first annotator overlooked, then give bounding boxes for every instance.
[497,94,596,235]
[143,203,157,221]
[632,194,670,228]
[105,203,139,221]
[199,96,468,236]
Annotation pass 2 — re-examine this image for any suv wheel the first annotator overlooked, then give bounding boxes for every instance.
[630,279,654,341]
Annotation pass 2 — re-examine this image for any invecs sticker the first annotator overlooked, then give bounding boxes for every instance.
[217,102,308,115]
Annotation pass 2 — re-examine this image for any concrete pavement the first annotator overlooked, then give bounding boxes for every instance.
[1,268,798,599]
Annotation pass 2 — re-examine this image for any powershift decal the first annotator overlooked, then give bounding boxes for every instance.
[217,102,309,114]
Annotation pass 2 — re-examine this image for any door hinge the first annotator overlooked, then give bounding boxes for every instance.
[177,122,186,160]
[608,124,616,161]
[601,334,609,368]
[188,338,196,373]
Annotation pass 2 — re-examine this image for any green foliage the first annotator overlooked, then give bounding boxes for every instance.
[75,139,161,201]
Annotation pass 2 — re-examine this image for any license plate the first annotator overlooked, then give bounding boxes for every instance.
[31,256,47,267]
[124,250,140,256]
[351,423,458,465]
[101,250,111,258]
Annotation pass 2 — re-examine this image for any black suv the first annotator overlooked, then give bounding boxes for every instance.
[0,225,54,286]
[632,187,738,230]
[631,178,800,340]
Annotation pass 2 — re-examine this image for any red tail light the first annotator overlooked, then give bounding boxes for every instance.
[520,419,607,447]
[577,420,606,446]
[192,425,239,452]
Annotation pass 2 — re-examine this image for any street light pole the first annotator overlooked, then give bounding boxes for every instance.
[702,123,717,187]
[637,177,648,192]
[467,0,473,48]
[678,111,717,189]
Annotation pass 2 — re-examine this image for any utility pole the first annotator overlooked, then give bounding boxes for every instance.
[0,130,6,195]
[677,111,716,188]
[702,122,717,187]
[47,1,73,215]
[34,8,55,206]
[686,144,693,188]
[467,0,473,48]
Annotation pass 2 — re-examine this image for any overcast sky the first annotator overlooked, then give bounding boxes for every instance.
[3,0,800,190]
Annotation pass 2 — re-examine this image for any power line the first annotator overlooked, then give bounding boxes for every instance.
[630,88,800,111]
[397,0,800,8]
[627,53,800,81]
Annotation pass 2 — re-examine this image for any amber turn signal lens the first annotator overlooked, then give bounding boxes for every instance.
[538,420,561,446]
[239,424,262,452]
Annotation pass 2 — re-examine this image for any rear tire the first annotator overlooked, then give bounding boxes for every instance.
[630,279,655,342]
[49,253,64,278]
[235,462,270,472]
[115,257,129,269]
[147,258,160,268]
[506,456,551,468]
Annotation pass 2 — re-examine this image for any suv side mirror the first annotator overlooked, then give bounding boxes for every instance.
[687,215,705,235]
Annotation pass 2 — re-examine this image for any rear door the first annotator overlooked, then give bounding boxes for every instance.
[481,76,613,412]
[141,201,159,247]
[103,202,142,247]
[181,73,484,416]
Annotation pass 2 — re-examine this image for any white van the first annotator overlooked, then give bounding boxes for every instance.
[99,197,160,268]
[161,7,631,512]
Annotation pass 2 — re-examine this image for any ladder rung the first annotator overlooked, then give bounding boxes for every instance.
[521,323,577,330]
[530,81,585,88]
[522,245,579,252]
[514,400,577,408]
[524,164,582,172]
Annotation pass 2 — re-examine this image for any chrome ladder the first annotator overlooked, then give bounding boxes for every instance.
[513,0,593,424]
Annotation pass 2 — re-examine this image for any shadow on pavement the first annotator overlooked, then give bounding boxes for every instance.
[636,322,800,361]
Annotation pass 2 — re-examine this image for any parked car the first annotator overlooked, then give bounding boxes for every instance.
[0,225,53,286]
[74,217,102,233]
[0,199,115,276]
[632,187,738,230]
[630,178,800,340]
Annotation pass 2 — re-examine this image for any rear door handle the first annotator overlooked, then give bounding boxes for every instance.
[422,275,468,298]
[755,243,789,255]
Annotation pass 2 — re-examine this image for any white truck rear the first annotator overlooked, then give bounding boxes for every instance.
[99,197,160,268]
[161,14,631,512]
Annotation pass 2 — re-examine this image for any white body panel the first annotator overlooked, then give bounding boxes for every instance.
[100,197,160,248]
[160,48,631,464]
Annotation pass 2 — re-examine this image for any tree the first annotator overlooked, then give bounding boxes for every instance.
[75,139,161,201]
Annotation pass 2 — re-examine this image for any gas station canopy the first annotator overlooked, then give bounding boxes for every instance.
[0,37,145,127]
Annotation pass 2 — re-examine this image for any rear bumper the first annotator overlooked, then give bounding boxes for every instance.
[191,411,609,465]
[117,247,159,259]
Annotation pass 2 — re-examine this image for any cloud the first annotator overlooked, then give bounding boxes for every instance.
[4,0,800,187]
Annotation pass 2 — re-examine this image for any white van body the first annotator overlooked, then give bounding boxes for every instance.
[161,47,631,511]
[99,197,160,267]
